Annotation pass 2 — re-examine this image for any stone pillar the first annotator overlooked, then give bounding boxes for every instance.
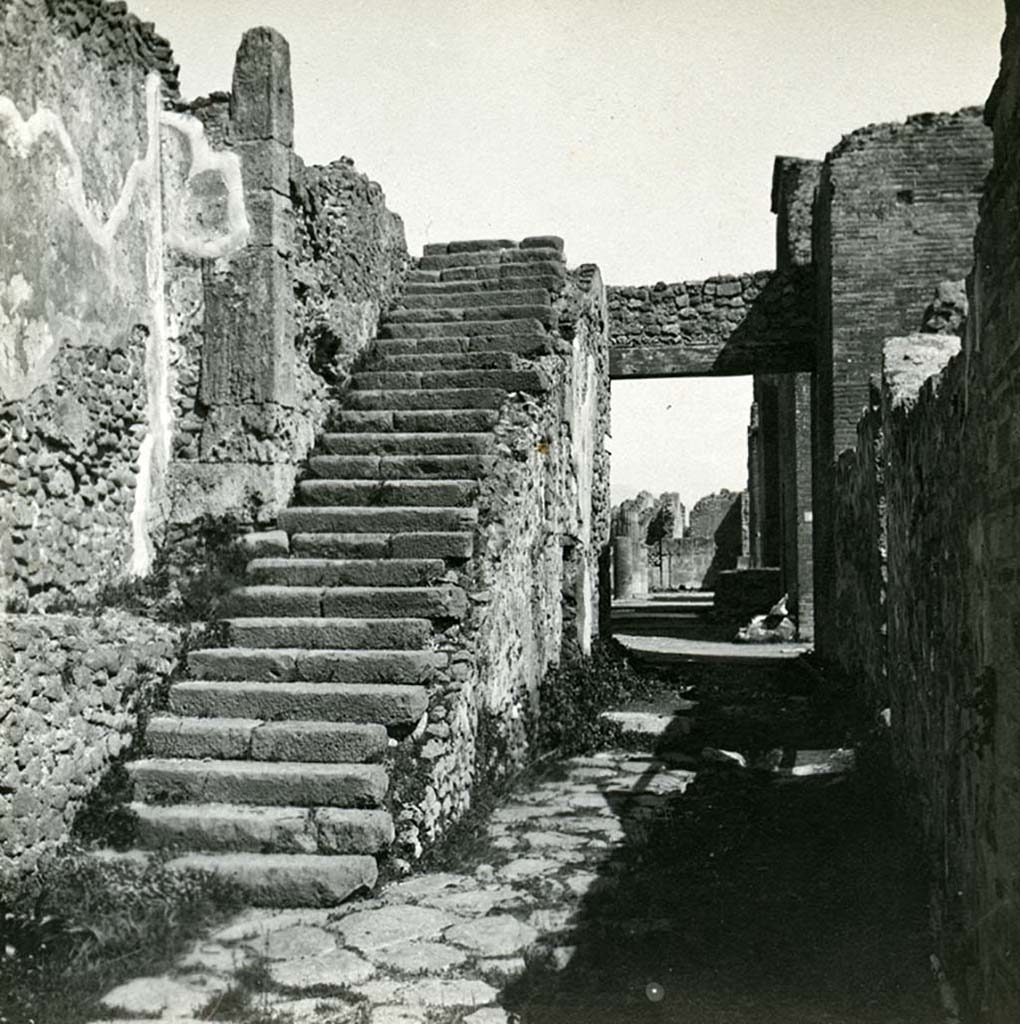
[201,27,295,410]
[777,372,814,639]
[613,506,642,599]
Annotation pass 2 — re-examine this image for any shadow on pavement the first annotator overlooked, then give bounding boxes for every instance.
[502,658,942,1024]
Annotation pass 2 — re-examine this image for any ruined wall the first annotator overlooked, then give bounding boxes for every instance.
[831,387,887,709]
[0,612,181,875]
[0,4,409,871]
[607,269,814,377]
[825,49,1020,1012]
[812,108,992,653]
[392,264,610,856]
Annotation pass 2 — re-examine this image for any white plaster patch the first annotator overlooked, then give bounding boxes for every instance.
[0,273,56,400]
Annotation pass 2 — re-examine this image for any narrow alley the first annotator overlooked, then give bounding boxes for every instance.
[95,598,942,1024]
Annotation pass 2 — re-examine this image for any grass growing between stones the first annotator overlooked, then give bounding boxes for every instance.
[0,852,243,1024]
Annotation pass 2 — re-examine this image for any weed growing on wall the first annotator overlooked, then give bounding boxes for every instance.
[535,638,655,757]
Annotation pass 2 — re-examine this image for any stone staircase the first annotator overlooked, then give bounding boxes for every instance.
[123,236,567,906]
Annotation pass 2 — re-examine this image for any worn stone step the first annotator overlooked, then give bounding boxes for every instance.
[318,432,494,456]
[384,304,552,326]
[402,275,561,296]
[345,388,508,411]
[439,260,566,284]
[132,803,394,856]
[418,246,563,270]
[422,238,518,254]
[278,505,477,534]
[333,408,502,433]
[145,716,389,762]
[187,648,446,684]
[162,852,378,907]
[372,335,549,356]
[350,368,550,393]
[130,759,389,808]
[296,478,479,507]
[372,351,517,371]
[406,268,440,283]
[291,531,473,560]
[245,557,447,587]
[379,317,547,339]
[392,288,551,311]
[168,680,428,726]
[223,585,468,620]
[219,616,431,650]
[308,454,493,481]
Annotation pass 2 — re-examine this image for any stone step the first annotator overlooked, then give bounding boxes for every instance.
[423,236,563,255]
[296,478,479,507]
[245,557,447,587]
[222,584,468,620]
[372,351,517,371]
[219,616,431,650]
[291,531,473,561]
[307,454,493,481]
[372,334,548,355]
[439,260,566,283]
[132,803,394,856]
[129,759,389,809]
[278,505,477,534]
[333,408,501,433]
[350,368,550,393]
[418,246,563,270]
[168,680,428,726]
[422,238,518,254]
[186,648,446,684]
[402,275,561,296]
[162,852,378,907]
[344,388,507,411]
[318,432,494,456]
[145,716,389,762]
[379,317,547,339]
[392,288,551,311]
[384,304,552,326]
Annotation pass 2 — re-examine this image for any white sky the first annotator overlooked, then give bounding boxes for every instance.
[133,0,1004,512]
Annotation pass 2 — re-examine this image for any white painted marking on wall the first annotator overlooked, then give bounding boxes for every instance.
[0,72,251,575]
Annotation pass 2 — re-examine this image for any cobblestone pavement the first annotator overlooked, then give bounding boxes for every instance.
[93,748,698,1024]
[95,643,943,1024]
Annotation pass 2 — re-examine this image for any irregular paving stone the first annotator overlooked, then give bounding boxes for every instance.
[269,949,375,989]
[444,914,539,956]
[420,885,521,915]
[379,872,471,901]
[522,830,589,849]
[261,923,338,959]
[477,955,527,981]
[177,941,255,975]
[527,906,578,932]
[269,996,364,1023]
[371,1005,428,1024]
[496,857,560,881]
[365,939,468,972]
[335,904,458,951]
[213,908,334,943]
[398,978,499,1007]
[464,1008,511,1024]
[100,975,219,1017]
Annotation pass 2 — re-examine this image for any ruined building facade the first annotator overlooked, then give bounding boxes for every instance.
[1,0,1020,1019]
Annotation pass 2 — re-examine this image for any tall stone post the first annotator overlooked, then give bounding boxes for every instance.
[189,27,299,524]
[613,505,641,599]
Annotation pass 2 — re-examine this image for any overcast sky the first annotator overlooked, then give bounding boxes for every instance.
[134,0,1005,513]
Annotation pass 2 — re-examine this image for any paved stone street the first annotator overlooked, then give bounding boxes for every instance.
[94,631,943,1024]
[94,747,696,1024]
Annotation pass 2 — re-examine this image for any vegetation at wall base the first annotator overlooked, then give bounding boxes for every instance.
[0,852,243,1024]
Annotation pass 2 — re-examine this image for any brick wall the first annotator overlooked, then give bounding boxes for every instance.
[812,109,992,653]
[827,43,1020,1011]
